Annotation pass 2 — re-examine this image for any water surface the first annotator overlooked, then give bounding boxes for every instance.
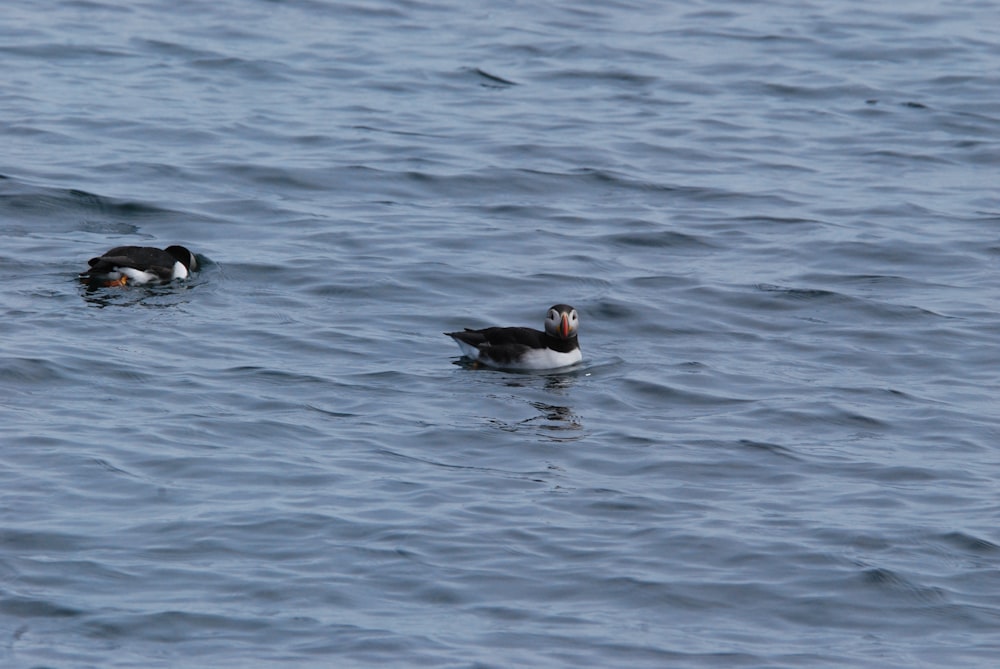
[2,1,999,667]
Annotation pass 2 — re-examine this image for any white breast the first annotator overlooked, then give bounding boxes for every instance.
[453,340,482,360]
[119,267,159,284]
[485,346,582,371]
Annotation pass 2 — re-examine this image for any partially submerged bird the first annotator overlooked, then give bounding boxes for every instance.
[80,245,198,287]
[446,304,582,370]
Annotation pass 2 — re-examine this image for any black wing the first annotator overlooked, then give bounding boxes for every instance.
[446,326,548,365]
[85,246,175,279]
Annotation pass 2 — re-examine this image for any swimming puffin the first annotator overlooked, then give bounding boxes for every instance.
[80,245,198,287]
[446,304,582,370]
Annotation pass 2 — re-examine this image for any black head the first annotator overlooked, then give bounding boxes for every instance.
[165,245,198,272]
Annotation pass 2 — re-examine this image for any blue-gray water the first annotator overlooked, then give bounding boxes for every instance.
[2,1,999,667]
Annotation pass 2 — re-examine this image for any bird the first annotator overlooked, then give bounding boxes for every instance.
[80,245,198,287]
[445,304,582,370]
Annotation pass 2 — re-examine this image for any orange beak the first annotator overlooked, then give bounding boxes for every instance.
[560,313,570,338]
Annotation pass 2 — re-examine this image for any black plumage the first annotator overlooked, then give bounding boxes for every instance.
[81,245,197,286]
[445,304,582,370]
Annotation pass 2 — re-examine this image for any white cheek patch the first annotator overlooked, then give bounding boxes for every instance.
[172,260,189,279]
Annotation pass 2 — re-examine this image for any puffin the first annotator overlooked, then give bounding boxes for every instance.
[446,304,582,370]
[80,245,198,287]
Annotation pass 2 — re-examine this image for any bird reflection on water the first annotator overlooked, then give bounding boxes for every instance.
[483,373,586,443]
